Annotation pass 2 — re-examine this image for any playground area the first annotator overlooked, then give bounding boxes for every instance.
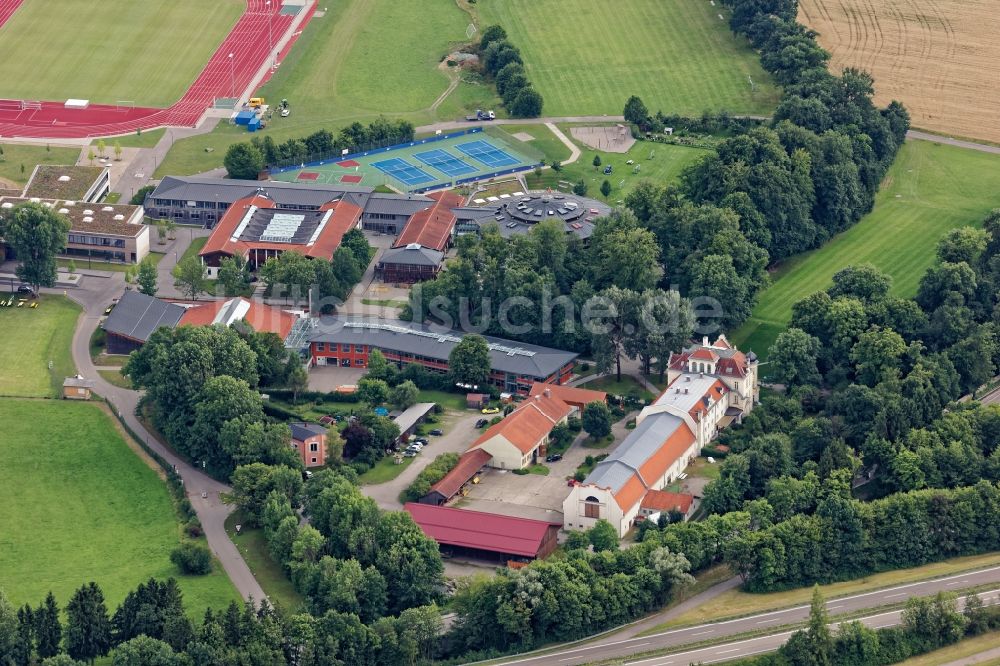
[570,125,636,153]
[269,127,542,192]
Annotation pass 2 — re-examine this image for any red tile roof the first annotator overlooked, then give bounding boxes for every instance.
[405,502,561,558]
[200,194,361,261]
[178,298,297,340]
[470,394,572,455]
[393,190,463,252]
[691,348,719,361]
[641,490,694,514]
[529,382,606,408]
[429,448,492,500]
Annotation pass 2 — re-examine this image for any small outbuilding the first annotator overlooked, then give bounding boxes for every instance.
[63,376,96,400]
[420,448,493,505]
[466,393,488,409]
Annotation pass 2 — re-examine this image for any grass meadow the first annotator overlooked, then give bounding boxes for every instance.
[0,0,243,107]
[476,0,780,117]
[731,140,1000,357]
[0,399,240,612]
[0,295,79,398]
[0,143,81,187]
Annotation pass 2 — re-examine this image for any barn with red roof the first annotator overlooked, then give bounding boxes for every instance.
[405,503,561,561]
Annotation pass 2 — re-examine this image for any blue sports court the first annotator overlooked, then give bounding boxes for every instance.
[455,139,521,168]
[413,149,477,177]
[370,157,435,186]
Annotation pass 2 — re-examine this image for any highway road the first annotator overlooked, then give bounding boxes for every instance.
[493,566,1000,666]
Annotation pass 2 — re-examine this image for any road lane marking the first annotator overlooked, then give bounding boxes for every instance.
[886,593,905,598]
[716,648,740,654]
[691,630,714,636]
[828,605,843,609]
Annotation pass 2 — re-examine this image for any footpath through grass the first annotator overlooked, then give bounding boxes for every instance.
[477,0,780,117]
[0,399,240,612]
[732,140,1000,357]
[0,295,79,398]
[640,551,1000,634]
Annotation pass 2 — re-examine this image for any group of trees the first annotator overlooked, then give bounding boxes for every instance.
[669,211,1000,591]
[125,324,312,476]
[0,202,70,295]
[404,214,696,377]
[224,116,416,178]
[730,587,1000,666]
[258,228,371,305]
[478,25,543,118]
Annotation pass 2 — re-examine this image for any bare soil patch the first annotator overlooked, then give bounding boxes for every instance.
[799,0,1000,143]
[571,125,636,153]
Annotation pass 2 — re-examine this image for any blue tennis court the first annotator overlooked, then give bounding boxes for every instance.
[370,157,435,186]
[455,139,521,168]
[413,149,477,177]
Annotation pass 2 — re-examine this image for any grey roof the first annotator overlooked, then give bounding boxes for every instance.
[290,422,326,441]
[309,317,578,379]
[63,376,96,388]
[149,175,372,208]
[393,403,436,434]
[378,245,444,267]
[364,193,432,216]
[102,291,184,343]
[584,412,686,492]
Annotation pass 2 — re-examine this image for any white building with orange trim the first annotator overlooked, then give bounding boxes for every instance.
[469,390,574,470]
[563,335,758,536]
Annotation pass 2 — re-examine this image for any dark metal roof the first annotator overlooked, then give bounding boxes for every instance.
[364,193,433,216]
[378,245,444,267]
[290,422,326,441]
[102,291,185,343]
[309,317,577,379]
[150,176,371,208]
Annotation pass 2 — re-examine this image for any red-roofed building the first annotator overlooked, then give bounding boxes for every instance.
[393,190,463,252]
[529,382,606,412]
[405,502,561,561]
[639,490,695,520]
[469,391,573,469]
[419,448,493,505]
[199,193,362,275]
[179,297,298,340]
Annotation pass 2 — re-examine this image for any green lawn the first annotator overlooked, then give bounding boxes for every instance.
[98,368,132,389]
[179,237,208,266]
[92,129,166,149]
[732,140,1000,358]
[582,375,654,402]
[358,455,415,484]
[0,399,240,612]
[0,144,81,187]
[524,129,708,201]
[476,0,780,117]
[59,251,164,274]
[0,0,243,107]
[0,295,79,398]
[158,0,479,178]
[225,511,306,612]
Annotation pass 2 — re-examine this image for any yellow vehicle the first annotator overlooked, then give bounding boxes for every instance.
[249,97,265,108]
[481,407,500,414]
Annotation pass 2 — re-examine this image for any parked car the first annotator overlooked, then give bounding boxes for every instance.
[429,429,443,436]
[414,438,428,446]
[482,407,500,414]
[403,450,417,457]
[545,454,562,463]
[475,418,488,428]
[603,165,613,175]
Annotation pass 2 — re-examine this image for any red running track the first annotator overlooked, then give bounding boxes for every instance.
[0,0,299,139]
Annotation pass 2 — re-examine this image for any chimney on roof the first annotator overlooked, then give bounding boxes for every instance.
[543,388,551,398]
[703,336,709,347]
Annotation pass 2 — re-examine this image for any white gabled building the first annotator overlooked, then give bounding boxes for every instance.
[563,335,759,536]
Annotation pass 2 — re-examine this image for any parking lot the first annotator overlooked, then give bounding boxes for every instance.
[461,467,571,520]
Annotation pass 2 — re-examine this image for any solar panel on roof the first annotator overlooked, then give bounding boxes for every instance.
[259,212,305,243]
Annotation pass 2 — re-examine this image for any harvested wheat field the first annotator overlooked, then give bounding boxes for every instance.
[799,0,1000,143]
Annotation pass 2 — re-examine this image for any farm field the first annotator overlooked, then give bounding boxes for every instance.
[0,295,79,398]
[799,0,1000,144]
[731,140,1000,358]
[476,0,780,117]
[0,0,243,107]
[0,399,240,612]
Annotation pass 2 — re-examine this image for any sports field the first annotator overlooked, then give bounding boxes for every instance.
[0,399,240,611]
[476,0,780,117]
[0,0,243,107]
[0,295,79,398]
[731,140,1000,357]
[799,0,1000,144]
[270,128,541,192]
